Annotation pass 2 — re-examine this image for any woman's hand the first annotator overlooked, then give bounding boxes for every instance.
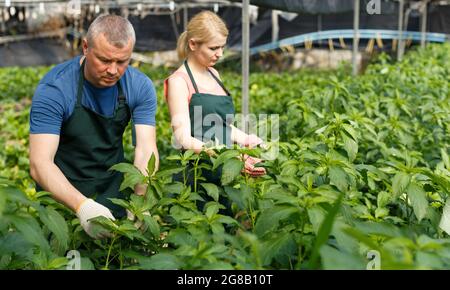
[242,154,266,177]
[243,134,264,148]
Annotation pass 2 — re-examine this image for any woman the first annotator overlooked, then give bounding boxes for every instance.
[164,11,265,192]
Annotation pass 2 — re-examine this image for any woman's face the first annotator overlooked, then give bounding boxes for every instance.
[189,34,227,67]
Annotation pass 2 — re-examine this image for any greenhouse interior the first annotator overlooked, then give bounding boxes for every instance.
[0,0,450,272]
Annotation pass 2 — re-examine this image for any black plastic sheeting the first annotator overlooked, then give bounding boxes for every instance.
[1,2,449,67]
[130,3,449,50]
[0,38,73,67]
[231,0,356,14]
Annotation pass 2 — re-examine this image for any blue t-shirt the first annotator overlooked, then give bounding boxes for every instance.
[30,55,157,135]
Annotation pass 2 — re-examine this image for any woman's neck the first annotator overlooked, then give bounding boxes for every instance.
[186,57,208,75]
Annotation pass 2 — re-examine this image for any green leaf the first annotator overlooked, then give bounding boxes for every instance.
[119,173,145,191]
[147,153,156,176]
[0,186,37,208]
[277,175,305,189]
[342,124,357,141]
[254,205,298,237]
[143,215,160,238]
[0,232,32,259]
[200,183,219,202]
[328,166,348,192]
[375,207,389,219]
[353,221,402,237]
[213,150,240,170]
[138,253,182,270]
[109,198,131,210]
[261,232,296,266]
[310,192,344,269]
[205,202,220,220]
[165,228,196,247]
[341,131,358,162]
[46,257,68,270]
[8,215,50,252]
[416,251,443,269]
[38,207,69,252]
[216,215,238,225]
[320,245,365,270]
[377,191,391,208]
[0,191,6,218]
[109,162,142,175]
[307,206,326,235]
[169,205,196,223]
[407,182,429,222]
[441,148,450,170]
[80,257,96,270]
[89,216,118,237]
[155,167,184,179]
[183,150,195,160]
[439,198,450,235]
[224,186,245,210]
[221,158,243,185]
[392,172,411,198]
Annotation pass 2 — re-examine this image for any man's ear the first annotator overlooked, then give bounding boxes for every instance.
[82,39,89,56]
[188,38,196,52]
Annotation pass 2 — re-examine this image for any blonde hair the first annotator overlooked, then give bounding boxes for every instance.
[177,11,229,60]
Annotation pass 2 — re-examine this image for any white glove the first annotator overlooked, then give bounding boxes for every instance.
[439,198,450,235]
[76,199,115,239]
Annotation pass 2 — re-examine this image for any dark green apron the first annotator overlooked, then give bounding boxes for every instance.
[186,61,235,147]
[175,61,235,214]
[38,59,131,218]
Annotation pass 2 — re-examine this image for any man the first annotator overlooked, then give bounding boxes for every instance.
[29,15,158,239]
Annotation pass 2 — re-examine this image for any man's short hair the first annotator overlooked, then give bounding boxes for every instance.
[86,14,135,48]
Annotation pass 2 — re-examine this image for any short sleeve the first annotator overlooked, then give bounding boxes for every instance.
[29,84,66,135]
[131,76,157,126]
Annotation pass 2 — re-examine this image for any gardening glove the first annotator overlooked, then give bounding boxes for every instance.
[242,155,266,177]
[76,199,115,239]
[439,198,450,235]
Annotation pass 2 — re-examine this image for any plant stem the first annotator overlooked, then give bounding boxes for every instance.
[104,235,117,270]
[194,156,200,193]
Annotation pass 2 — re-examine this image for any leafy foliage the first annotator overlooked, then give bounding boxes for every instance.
[1,44,450,269]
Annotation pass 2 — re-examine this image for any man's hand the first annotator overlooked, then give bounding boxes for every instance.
[76,199,115,239]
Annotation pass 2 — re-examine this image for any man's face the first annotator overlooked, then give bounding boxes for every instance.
[82,33,133,88]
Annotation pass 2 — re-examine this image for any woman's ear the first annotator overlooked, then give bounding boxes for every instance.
[188,38,197,52]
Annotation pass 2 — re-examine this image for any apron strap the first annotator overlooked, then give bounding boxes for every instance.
[207,69,231,96]
[184,60,200,94]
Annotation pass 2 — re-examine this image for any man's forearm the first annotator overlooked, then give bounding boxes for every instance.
[31,161,86,212]
[133,146,159,195]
